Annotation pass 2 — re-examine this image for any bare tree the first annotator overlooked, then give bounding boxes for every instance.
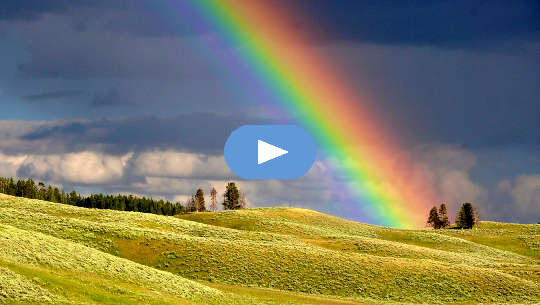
[193,197,202,212]
[209,187,218,212]
[473,206,480,225]
[239,190,247,209]
[186,195,196,212]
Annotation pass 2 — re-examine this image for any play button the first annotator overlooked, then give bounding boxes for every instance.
[258,140,288,164]
[224,125,316,179]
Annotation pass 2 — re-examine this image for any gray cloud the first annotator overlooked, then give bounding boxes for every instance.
[90,88,136,107]
[0,148,333,213]
[0,114,269,155]
[8,13,220,79]
[22,89,84,101]
[412,144,488,220]
[0,1,538,224]
[4,7,539,151]
[0,118,537,223]
[2,0,539,48]
[497,175,540,222]
[0,142,536,223]
[315,43,540,149]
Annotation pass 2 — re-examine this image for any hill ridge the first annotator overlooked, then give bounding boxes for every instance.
[1,193,539,304]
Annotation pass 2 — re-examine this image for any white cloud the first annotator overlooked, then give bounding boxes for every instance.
[132,151,231,178]
[321,143,487,219]
[0,152,27,177]
[16,151,132,184]
[132,176,204,195]
[1,145,535,223]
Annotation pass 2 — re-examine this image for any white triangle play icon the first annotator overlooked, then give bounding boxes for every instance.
[258,140,288,165]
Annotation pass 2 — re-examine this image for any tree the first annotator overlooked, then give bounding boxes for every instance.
[186,195,196,212]
[194,188,206,212]
[438,203,449,228]
[427,206,441,229]
[223,182,240,210]
[456,202,477,229]
[0,175,186,217]
[209,187,218,212]
[239,190,247,209]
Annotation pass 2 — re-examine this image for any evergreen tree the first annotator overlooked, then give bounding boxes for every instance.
[209,187,218,212]
[195,188,206,212]
[53,187,61,203]
[24,178,37,199]
[8,178,16,196]
[68,190,79,205]
[223,182,240,210]
[438,203,449,228]
[38,182,46,199]
[16,180,25,197]
[427,206,441,229]
[60,190,67,204]
[46,186,54,202]
[0,176,187,217]
[456,202,477,229]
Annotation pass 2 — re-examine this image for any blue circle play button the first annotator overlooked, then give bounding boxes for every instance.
[224,125,316,179]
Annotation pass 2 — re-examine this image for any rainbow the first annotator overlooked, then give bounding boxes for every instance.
[150,1,439,228]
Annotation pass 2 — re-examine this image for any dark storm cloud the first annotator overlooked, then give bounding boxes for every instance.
[1,0,539,224]
[0,0,191,37]
[0,0,135,20]
[5,0,539,82]
[291,0,540,48]
[0,0,70,20]
[313,44,540,151]
[13,114,268,155]
[11,13,219,80]
[22,89,84,101]
[91,88,134,107]
[3,0,539,47]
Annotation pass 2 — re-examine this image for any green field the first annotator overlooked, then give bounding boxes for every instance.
[0,193,539,304]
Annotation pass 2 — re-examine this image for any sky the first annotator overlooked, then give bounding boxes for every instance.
[0,0,539,224]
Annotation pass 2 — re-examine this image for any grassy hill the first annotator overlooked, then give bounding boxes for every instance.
[0,193,539,304]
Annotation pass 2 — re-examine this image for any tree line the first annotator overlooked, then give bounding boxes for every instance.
[184,182,247,212]
[427,202,479,229]
[0,177,247,216]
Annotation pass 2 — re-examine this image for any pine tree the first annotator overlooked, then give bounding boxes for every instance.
[438,203,449,228]
[223,182,240,210]
[0,176,186,217]
[427,206,441,229]
[209,187,218,212]
[194,188,206,212]
[456,202,476,229]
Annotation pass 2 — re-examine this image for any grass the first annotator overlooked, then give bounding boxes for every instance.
[439,221,540,259]
[202,281,379,305]
[1,193,539,304]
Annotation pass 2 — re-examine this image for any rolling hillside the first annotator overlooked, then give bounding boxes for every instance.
[0,193,539,304]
